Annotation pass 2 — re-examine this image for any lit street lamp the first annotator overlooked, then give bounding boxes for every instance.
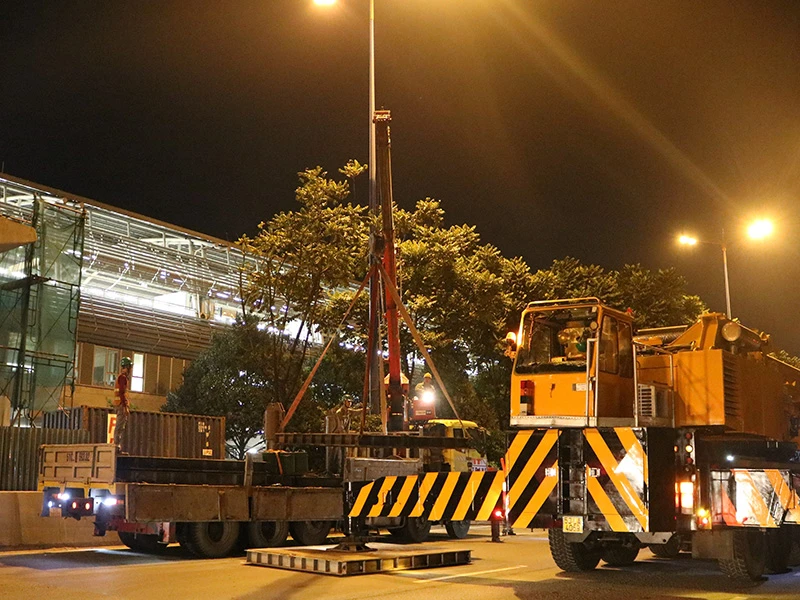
[677,218,774,320]
[314,0,380,410]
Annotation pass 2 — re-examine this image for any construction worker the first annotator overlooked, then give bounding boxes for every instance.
[114,357,133,453]
[414,373,436,403]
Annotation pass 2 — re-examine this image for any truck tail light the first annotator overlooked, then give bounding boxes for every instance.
[678,481,694,513]
[520,380,534,397]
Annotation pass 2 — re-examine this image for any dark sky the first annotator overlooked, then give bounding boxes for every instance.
[2,1,799,353]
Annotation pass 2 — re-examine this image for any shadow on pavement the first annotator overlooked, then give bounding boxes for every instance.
[0,545,194,571]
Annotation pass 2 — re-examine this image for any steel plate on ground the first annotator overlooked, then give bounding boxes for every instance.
[246,543,471,576]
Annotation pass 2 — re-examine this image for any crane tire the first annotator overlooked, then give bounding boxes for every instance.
[719,529,766,583]
[765,527,792,574]
[601,543,640,566]
[548,529,601,572]
[649,535,681,559]
[182,521,241,559]
[389,517,431,543]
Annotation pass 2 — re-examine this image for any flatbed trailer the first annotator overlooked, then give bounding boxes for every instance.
[39,431,492,557]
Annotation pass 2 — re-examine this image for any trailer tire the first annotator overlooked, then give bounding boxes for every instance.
[118,532,168,554]
[765,527,792,574]
[289,521,333,546]
[601,543,640,566]
[718,529,766,583]
[444,520,471,539]
[649,534,681,559]
[182,521,241,559]
[548,529,601,572]
[247,520,290,548]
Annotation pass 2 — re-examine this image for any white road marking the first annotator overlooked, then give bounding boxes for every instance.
[414,564,527,583]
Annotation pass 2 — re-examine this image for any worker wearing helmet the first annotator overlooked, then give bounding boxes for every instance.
[414,373,436,404]
[114,357,133,453]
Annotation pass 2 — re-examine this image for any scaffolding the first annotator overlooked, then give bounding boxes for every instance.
[0,194,85,423]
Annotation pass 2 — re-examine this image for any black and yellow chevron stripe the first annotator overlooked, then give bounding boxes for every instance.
[583,427,648,532]
[505,429,560,528]
[348,471,505,521]
[713,468,800,527]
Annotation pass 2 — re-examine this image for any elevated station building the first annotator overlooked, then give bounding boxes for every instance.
[0,174,251,422]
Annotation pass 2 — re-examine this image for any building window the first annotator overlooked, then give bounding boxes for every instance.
[131,352,145,392]
[92,346,119,387]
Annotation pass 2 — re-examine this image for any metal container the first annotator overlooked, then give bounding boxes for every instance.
[42,406,225,459]
[0,426,90,491]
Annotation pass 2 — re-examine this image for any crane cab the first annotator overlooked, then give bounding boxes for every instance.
[508,298,635,427]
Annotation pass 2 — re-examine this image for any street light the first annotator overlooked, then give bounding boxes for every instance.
[314,0,380,410]
[677,218,774,320]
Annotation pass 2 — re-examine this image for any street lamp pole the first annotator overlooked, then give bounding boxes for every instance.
[367,0,382,413]
[720,234,732,320]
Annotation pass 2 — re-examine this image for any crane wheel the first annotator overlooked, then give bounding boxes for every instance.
[765,527,792,574]
[548,529,601,572]
[247,520,289,548]
[118,531,168,554]
[182,521,241,559]
[718,529,766,583]
[445,520,471,539]
[289,521,333,546]
[601,543,640,566]
[648,535,681,559]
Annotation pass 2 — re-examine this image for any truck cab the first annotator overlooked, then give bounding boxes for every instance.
[508,298,635,427]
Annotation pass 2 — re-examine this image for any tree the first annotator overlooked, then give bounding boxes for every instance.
[235,166,368,413]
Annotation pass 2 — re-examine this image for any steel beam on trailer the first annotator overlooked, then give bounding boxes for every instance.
[274,432,476,449]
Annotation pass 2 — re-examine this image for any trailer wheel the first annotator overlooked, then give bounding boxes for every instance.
[444,520,471,539]
[118,532,168,554]
[247,520,289,548]
[548,529,601,572]
[718,529,766,582]
[389,517,432,543]
[601,543,640,566]
[649,534,681,559]
[182,521,241,559]
[765,527,792,574]
[289,521,333,546]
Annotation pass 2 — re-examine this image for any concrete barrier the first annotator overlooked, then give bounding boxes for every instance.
[0,491,120,549]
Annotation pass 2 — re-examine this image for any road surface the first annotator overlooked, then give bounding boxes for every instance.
[1,526,798,599]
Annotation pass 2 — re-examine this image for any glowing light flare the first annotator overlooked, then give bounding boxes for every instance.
[678,481,694,511]
[313,0,336,5]
[678,234,698,246]
[747,218,774,240]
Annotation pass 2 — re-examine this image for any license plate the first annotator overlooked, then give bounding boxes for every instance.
[562,516,583,533]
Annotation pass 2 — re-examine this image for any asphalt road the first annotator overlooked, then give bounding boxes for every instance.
[1,526,799,600]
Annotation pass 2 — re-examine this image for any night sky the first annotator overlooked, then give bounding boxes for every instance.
[1,1,799,353]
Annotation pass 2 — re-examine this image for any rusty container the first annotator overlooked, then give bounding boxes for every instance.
[42,406,226,459]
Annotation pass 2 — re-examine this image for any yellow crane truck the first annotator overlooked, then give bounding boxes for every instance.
[503,297,800,581]
[348,297,800,582]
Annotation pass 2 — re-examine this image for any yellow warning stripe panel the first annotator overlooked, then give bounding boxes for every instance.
[387,476,419,518]
[349,481,375,517]
[476,471,506,521]
[505,430,534,473]
[508,429,559,506]
[734,470,775,527]
[787,490,800,524]
[452,471,484,521]
[764,470,794,514]
[408,473,439,518]
[614,427,648,487]
[586,470,629,532]
[429,473,460,521]
[514,460,559,529]
[367,476,398,518]
[584,429,648,530]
